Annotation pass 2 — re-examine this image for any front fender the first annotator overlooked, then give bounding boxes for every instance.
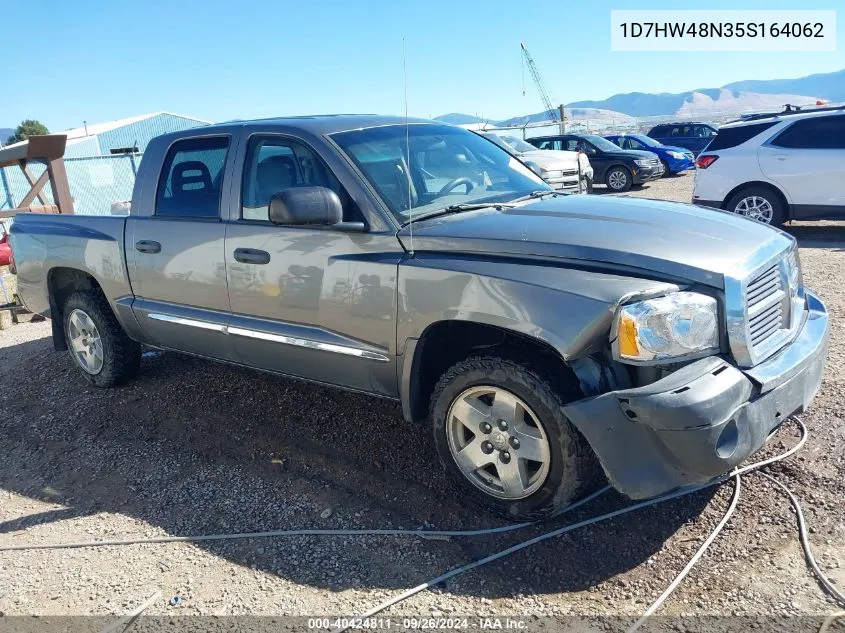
[397,254,679,361]
[396,254,680,421]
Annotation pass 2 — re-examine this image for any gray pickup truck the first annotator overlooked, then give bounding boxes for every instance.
[10,115,829,519]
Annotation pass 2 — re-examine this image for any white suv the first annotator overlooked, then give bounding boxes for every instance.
[693,107,845,226]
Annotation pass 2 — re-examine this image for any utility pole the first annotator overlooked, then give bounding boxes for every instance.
[559,104,566,134]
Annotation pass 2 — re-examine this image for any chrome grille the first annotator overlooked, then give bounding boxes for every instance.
[746,263,784,349]
[726,242,805,368]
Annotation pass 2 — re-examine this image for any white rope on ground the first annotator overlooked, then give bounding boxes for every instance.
[3,415,835,632]
[819,611,845,633]
[97,590,161,633]
[0,484,612,552]
[625,475,741,633]
[341,483,722,629]
[341,418,810,627]
[759,471,845,607]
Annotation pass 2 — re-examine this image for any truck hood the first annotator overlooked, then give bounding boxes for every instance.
[397,195,793,287]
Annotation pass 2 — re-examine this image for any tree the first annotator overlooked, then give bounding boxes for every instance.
[6,119,49,145]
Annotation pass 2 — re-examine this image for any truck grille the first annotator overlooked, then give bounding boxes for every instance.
[728,245,805,367]
[746,263,785,348]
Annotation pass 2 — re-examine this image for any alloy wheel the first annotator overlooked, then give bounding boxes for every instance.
[446,386,551,500]
[734,196,774,223]
[67,309,104,374]
[608,170,628,191]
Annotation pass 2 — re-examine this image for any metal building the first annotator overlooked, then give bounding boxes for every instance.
[1,112,210,214]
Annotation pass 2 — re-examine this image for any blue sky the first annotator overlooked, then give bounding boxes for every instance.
[1,0,842,131]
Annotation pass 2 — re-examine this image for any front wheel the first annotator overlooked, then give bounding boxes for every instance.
[605,166,632,192]
[660,160,672,178]
[63,291,141,387]
[430,355,599,520]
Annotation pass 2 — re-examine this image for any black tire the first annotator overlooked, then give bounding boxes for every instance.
[725,186,785,227]
[62,290,141,387]
[430,355,600,520]
[605,166,632,192]
[660,159,672,178]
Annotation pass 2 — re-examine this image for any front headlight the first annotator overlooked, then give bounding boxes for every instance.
[540,169,564,178]
[634,159,652,166]
[668,151,685,159]
[613,292,719,363]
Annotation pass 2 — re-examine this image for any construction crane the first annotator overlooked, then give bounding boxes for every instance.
[520,42,564,132]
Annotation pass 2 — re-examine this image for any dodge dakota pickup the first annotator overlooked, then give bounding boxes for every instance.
[10,116,829,519]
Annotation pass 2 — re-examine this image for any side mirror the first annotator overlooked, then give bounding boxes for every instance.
[269,186,343,226]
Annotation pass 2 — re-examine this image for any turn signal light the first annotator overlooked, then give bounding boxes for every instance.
[695,155,719,169]
[618,315,640,357]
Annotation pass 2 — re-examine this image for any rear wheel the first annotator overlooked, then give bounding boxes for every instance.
[63,291,141,387]
[725,186,785,226]
[605,166,632,192]
[430,355,599,520]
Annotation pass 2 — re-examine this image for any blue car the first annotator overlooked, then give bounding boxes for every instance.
[603,134,696,176]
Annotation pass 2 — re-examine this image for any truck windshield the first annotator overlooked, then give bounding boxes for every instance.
[331,124,548,223]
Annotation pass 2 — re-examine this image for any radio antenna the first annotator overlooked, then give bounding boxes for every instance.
[403,37,414,256]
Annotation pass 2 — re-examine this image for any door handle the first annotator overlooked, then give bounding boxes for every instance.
[135,240,161,254]
[234,248,271,265]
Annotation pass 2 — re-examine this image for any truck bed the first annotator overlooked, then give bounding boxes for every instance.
[9,214,131,317]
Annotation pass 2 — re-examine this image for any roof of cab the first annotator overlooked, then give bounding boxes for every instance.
[202,114,439,135]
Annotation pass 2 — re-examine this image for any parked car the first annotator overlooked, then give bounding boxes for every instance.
[10,116,828,520]
[526,134,663,192]
[478,132,593,193]
[604,133,695,176]
[647,122,719,157]
[693,106,845,226]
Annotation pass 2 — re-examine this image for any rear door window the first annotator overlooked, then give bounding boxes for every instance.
[705,122,777,151]
[155,137,229,218]
[621,137,645,150]
[771,115,845,150]
[565,138,589,152]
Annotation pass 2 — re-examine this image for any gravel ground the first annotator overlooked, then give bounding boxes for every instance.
[1,174,844,630]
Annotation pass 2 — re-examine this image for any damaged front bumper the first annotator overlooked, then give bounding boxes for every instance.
[562,291,829,500]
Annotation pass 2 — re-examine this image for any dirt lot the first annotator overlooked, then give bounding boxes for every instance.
[2,173,844,629]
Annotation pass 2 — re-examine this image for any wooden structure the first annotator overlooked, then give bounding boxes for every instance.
[0,134,73,219]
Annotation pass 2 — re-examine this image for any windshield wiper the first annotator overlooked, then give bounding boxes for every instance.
[401,201,515,226]
[508,190,560,203]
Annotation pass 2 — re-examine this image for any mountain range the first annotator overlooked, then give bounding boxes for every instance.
[437,68,844,125]
[0,129,14,146]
